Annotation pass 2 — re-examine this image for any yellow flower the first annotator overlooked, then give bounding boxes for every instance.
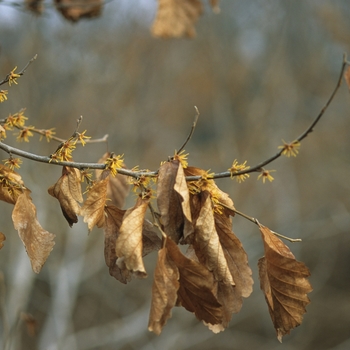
[81,169,93,183]
[16,127,34,142]
[105,154,124,176]
[52,139,76,161]
[8,66,21,86]
[278,140,301,157]
[6,109,28,129]
[3,157,22,170]
[211,195,224,214]
[40,128,56,142]
[0,90,8,102]
[174,150,189,168]
[76,130,91,146]
[228,159,250,183]
[257,169,276,183]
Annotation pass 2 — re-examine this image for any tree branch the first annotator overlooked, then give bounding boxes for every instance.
[0,56,347,184]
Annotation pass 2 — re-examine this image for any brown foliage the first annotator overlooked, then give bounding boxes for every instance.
[96,152,129,209]
[148,238,180,335]
[54,0,102,22]
[258,224,312,342]
[81,171,109,231]
[191,191,233,284]
[0,164,26,205]
[152,0,203,38]
[12,191,55,273]
[48,166,83,227]
[157,160,193,243]
[170,237,225,326]
[103,205,131,284]
[115,194,151,278]
[104,204,161,284]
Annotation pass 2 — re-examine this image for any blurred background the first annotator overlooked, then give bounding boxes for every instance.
[0,1,350,349]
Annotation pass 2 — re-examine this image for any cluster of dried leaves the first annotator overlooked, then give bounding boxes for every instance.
[25,0,219,37]
[0,151,312,341]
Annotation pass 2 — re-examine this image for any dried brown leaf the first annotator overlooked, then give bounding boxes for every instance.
[0,164,26,204]
[215,212,253,301]
[12,191,55,273]
[209,0,220,13]
[96,152,129,208]
[152,0,203,38]
[166,238,224,326]
[192,191,233,285]
[0,232,5,249]
[258,224,312,342]
[142,219,162,257]
[48,166,83,227]
[209,211,254,330]
[54,0,102,22]
[157,160,193,243]
[148,241,180,335]
[103,205,131,284]
[115,195,150,278]
[81,175,108,231]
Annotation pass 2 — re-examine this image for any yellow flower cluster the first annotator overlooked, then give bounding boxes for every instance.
[228,159,250,183]
[3,157,23,170]
[105,154,124,176]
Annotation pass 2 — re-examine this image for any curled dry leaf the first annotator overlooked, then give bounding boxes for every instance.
[104,205,162,284]
[157,160,193,243]
[0,164,26,204]
[258,224,312,342]
[96,152,129,209]
[142,219,162,257]
[215,212,253,303]
[12,191,55,273]
[104,205,131,284]
[212,211,254,331]
[192,191,233,285]
[148,239,180,335]
[166,238,224,327]
[81,171,109,231]
[54,0,102,22]
[115,195,150,278]
[48,166,83,227]
[152,0,203,38]
[0,232,5,249]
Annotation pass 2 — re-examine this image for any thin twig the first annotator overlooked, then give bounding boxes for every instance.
[0,55,37,86]
[74,115,83,135]
[220,202,302,242]
[185,55,348,181]
[177,106,199,154]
